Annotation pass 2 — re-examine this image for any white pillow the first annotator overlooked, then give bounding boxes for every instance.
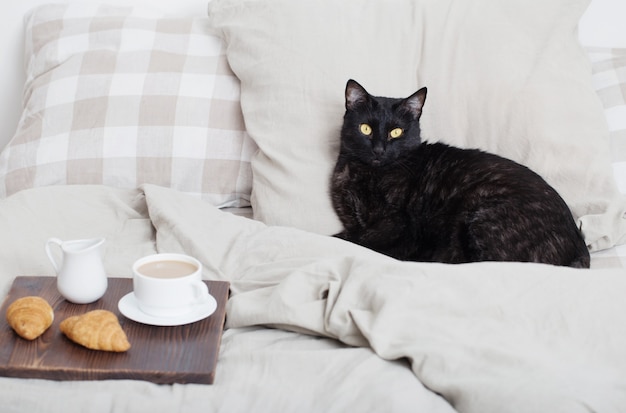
[208,0,626,251]
[0,4,257,208]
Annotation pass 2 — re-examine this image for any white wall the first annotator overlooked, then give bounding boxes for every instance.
[578,0,626,47]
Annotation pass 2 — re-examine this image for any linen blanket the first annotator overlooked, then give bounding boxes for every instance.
[1,184,625,413]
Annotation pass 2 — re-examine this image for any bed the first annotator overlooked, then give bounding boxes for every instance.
[0,0,625,412]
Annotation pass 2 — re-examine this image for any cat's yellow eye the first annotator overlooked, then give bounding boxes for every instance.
[360,123,372,136]
[389,128,403,139]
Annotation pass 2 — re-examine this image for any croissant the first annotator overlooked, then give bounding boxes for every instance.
[6,296,54,340]
[60,310,131,352]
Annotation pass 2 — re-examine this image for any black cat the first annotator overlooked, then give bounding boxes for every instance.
[330,79,590,268]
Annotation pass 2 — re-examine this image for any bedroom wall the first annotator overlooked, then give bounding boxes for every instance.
[578,0,626,47]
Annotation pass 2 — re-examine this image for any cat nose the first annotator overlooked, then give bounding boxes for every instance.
[372,144,384,156]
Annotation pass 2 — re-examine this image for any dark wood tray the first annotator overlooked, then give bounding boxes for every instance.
[0,276,229,384]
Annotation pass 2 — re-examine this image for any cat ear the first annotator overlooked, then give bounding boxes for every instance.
[401,87,427,120]
[345,79,370,110]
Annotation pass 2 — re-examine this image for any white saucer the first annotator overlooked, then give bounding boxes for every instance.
[118,292,217,326]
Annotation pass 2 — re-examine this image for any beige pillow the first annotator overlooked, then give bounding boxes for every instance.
[208,0,626,250]
[0,4,257,208]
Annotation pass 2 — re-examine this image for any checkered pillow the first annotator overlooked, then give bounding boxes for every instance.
[0,4,257,208]
[587,47,626,194]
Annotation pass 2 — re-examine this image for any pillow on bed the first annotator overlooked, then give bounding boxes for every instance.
[208,0,626,251]
[0,4,257,208]
[587,47,626,194]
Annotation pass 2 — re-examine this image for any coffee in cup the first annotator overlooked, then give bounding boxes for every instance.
[136,259,198,279]
[132,253,209,317]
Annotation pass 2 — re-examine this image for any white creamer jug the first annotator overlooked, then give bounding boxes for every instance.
[45,237,108,304]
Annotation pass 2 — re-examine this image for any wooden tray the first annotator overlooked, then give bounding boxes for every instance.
[0,276,229,384]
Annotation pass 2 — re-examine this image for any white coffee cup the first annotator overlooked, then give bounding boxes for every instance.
[132,253,209,317]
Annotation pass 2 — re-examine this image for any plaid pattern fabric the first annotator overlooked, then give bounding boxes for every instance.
[591,243,626,269]
[584,49,626,266]
[587,47,626,194]
[0,4,256,208]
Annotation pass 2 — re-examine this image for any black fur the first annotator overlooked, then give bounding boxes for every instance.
[330,79,590,268]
